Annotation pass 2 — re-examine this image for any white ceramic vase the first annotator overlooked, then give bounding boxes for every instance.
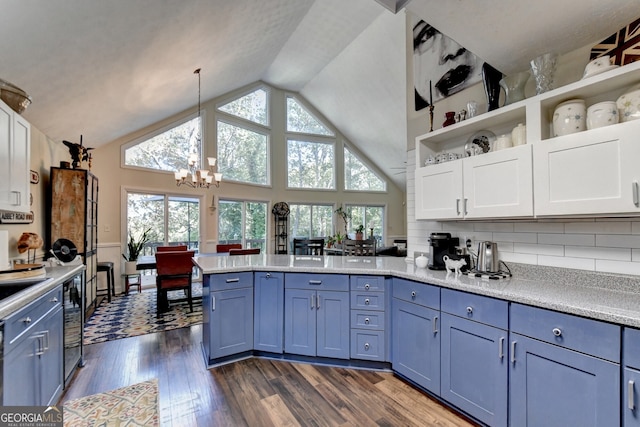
[553,99,586,137]
[415,254,428,269]
[511,123,526,146]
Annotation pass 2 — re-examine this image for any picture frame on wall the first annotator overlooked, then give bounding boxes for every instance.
[412,17,483,111]
[590,17,640,65]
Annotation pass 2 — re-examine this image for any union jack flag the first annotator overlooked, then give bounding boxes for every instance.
[590,18,640,65]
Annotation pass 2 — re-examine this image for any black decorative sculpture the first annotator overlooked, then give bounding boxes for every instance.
[482,62,503,112]
[63,135,93,169]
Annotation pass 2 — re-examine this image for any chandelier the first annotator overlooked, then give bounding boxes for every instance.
[174,68,222,189]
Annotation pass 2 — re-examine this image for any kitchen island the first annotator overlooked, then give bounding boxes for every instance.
[194,254,640,427]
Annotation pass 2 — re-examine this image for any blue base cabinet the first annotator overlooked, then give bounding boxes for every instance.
[391,278,441,394]
[510,303,620,427]
[624,327,640,426]
[206,272,254,361]
[254,272,284,353]
[284,273,350,359]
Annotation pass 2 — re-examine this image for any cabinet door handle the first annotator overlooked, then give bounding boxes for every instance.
[433,316,438,334]
[22,316,32,324]
[511,341,517,364]
[309,280,322,285]
[50,297,59,303]
[364,283,370,290]
[456,199,461,215]
[317,295,321,310]
[310,295,315,309]
[411,291,416,299]
[11,191,20,206]
[364,298,370,305]
[629,380,635,410]
[499,337,505,360]
[466,306,473,315]
[225,278,240,283]
[266,272,271,278]
[463,198,468,215]
[364,343,370,351]
[633,181,639,207]
[552,327,562,337]
[364,317,370,325]
[211,295,216,311]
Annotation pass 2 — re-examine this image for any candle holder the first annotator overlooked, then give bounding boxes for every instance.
[429,104,435,132]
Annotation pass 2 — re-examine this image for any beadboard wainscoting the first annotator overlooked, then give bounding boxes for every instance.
[407,149,640,276]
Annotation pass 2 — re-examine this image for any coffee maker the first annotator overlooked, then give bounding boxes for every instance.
[428,233,459,270]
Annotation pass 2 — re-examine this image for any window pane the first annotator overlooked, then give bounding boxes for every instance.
[127,193,164,256]
[286,97,333,136]
[344,147,386,191]
[287,139,335,189]
[217,121,268,185]
[218,200,242,244]
[168,197,200,249]
[245,202,267,251]
[289,204,333,240]
[125,117,200,172]
[218,88,268,125]
[346,205,384,244]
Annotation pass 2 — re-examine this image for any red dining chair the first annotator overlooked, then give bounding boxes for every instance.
[216,243,242,253]
[157,245,188,252]
[155,250,195,316]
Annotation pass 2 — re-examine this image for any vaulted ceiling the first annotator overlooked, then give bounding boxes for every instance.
[1,0,638,188]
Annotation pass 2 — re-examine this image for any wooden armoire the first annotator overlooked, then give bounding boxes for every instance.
[49,167,98,313]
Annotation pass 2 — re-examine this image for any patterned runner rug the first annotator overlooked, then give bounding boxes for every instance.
[63,379,159,427]
[84,285,203,345]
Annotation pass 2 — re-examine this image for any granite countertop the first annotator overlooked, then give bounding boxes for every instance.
[0,264,85,319]
[193,254,640,329]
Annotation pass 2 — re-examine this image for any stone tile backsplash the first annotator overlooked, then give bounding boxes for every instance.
[407,149,640,277]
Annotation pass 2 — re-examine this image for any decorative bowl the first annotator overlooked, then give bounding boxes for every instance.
[0,79,31,114]
[415,254,428,269]
[582,55,618,79]
[552,99,586,137]
[586,101,619,130]
[616,83,640,123]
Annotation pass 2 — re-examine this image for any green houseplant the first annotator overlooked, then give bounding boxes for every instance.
[122,228,152,274]
[355,224,364,240]
[334,207,352,235]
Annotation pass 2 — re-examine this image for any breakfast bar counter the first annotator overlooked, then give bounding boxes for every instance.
[194,253,640,328]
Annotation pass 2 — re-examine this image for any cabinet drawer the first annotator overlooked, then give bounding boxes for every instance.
[350,275,385,292]
[285,273,348,291]
[209,272,253,291]
[351,310,385,330]
[392,278,439,309]
[5,285,63,347]
[350,291,384,311]
[350,330,385,361]
[441,288,507,329]
[624,327,640,369]
[510,303,620,362]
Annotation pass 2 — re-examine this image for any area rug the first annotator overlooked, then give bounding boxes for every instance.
[63,379,159,427]
[84,286,202,345]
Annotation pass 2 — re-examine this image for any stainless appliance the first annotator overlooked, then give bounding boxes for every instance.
[428,233,459,270]
[476,241,500,273]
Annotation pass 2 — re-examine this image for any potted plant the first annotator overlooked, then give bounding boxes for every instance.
[334,207,351,235]
[355,224,364,240]
[334,232,344,247]
[122,227,152,275]
[326,235,336,248]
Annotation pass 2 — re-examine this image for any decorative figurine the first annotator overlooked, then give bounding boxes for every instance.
[63,135,93,169]
[443,255,467,276]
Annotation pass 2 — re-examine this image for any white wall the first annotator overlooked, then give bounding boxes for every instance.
[405,13,640,276]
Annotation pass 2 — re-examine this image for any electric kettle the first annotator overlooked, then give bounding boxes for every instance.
[476,241,500,273]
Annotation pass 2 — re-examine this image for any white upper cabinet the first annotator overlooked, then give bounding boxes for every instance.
[0,99,30,213]
[415,60,640,220]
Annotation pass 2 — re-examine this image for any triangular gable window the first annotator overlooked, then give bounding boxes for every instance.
[218,88,268,126]
[286,96,334,136]
[344,147,386,191]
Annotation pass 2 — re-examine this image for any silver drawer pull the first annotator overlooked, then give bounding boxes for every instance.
[23,317,32,324]
[411,291,416,298]
[266,272,271,278]
[211,296,216,311]
[433,315,438,334]
[225,278,240,283]
[633,181,639,207]
[310,296,315,309]
[51,297,59,303]
[552,327,562,337]
[364,283,370,290]
[466,306,473,314]
[364,343,370,351]
[364,317,370,325]
[364,298,370,305]
[309,280,322,285]
[499,337,504,360]
[629,380,635,410]
[317,295,321,309]
[511,341,517,363]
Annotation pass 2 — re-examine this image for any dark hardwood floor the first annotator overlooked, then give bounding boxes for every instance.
[59,325,479,426]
